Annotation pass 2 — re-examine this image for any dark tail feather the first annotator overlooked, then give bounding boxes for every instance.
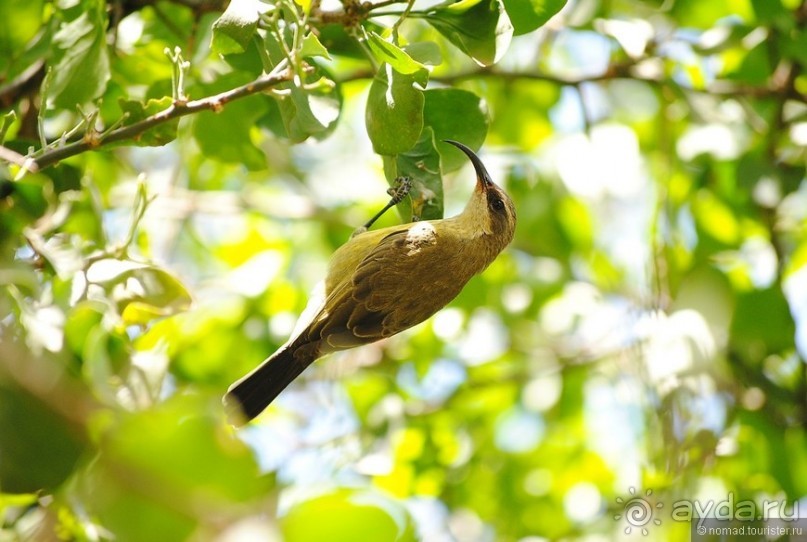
[223,347,312,426]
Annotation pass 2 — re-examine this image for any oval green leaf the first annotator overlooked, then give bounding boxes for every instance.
[44,0,110,108]
[211,0,262,55]
[423,88,489,172]
[422,0,513,66]
[501,0,566,35]
[283,489,417,542]
[366,64,426,155]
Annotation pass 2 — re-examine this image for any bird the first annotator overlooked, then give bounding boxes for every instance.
[224,140,516,425]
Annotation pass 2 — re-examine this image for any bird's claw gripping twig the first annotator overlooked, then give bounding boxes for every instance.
[353,176,412,236]
[385,176,412,205]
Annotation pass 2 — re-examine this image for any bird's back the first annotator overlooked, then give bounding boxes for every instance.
[296,219,496,356]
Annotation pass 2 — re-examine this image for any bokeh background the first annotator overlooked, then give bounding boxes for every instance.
[2,0,807,540]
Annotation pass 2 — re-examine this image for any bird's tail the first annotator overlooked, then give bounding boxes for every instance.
[223,346,312,425]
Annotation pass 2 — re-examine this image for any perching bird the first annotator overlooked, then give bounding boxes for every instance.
[224,140,516,425]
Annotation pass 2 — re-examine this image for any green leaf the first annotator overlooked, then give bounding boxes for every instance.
[261,76,342,143]
[300,32,332,60]
[367,32,428,75]
[501,0,566,35]
[382,127,443,221]
[404,42,443,66]
[423,88,489,172]
[193,73,269,169]
[750,0,788,25]
[279,86,341,142]
[65,301,106,357]
[118,97,178,147]
[783,29,807,69]
[211,0,262,55]
[0,0,45,58]
[728,40,772,85]
[258,36,342,142]
[83,394,271,541]
[116,267,192,325]
[422,0,513,66]
[366,64,425,155]
[316,23,381,59]
[83,325,130,402]
[730,285,796,360]
[87,259,192,325]
[44,0,110,108]
[0,383,86,493]
[283,489,417,542]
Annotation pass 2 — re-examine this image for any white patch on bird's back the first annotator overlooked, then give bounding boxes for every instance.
[405,222,437,255]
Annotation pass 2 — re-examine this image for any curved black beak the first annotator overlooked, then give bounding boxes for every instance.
[443,139,493,191]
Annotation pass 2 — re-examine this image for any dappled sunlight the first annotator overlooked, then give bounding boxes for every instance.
[553,124,646,199]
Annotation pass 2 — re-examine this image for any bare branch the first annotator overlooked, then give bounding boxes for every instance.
[428,65,806,101]
[29,66,294,172]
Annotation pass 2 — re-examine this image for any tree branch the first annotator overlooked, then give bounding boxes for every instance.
[0,145,38,172]
[28,66,293,172]
[334,62,807,103]
[429,65,806,102]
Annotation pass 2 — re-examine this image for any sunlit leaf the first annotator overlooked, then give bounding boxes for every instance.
[366,64,425,155]
[300,32,332,60]
[65,301,106,357]
[366,32,427,75]
[501,0,566,35]
[44,0,110,108]
[0,0,45,58]
[282,489,418,542]
[211,0,262,55]
[86,259,192,324]
[421,0,513,66]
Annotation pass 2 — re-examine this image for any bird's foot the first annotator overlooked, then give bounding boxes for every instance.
[356,176,413,235]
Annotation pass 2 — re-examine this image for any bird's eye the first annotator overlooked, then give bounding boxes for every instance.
[490,197,505,212]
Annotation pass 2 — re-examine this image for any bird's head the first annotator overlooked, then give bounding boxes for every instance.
[444,140,516,247]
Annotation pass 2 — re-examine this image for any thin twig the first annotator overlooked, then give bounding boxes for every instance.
[0,145,38,172]
[391,0,416,43]
[365,0,409,9]
[29,64,293,172]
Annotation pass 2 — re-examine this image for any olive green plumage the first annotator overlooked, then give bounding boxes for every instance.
[224,140,516,425]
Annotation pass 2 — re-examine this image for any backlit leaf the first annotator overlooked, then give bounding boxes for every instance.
[501,0,566,35]
[367,32,427,75]
[211,0,262,55]
[422,0,513,66]
[283,489,417,542]
[44,0,110,108]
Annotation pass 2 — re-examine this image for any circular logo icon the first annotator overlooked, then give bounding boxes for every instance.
[614,487,663,536]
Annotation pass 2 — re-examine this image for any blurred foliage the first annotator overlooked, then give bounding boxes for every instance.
[1,0,807,540]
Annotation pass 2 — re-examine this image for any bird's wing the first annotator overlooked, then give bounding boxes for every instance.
[340,221,463,343]
[301,221,465,352]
